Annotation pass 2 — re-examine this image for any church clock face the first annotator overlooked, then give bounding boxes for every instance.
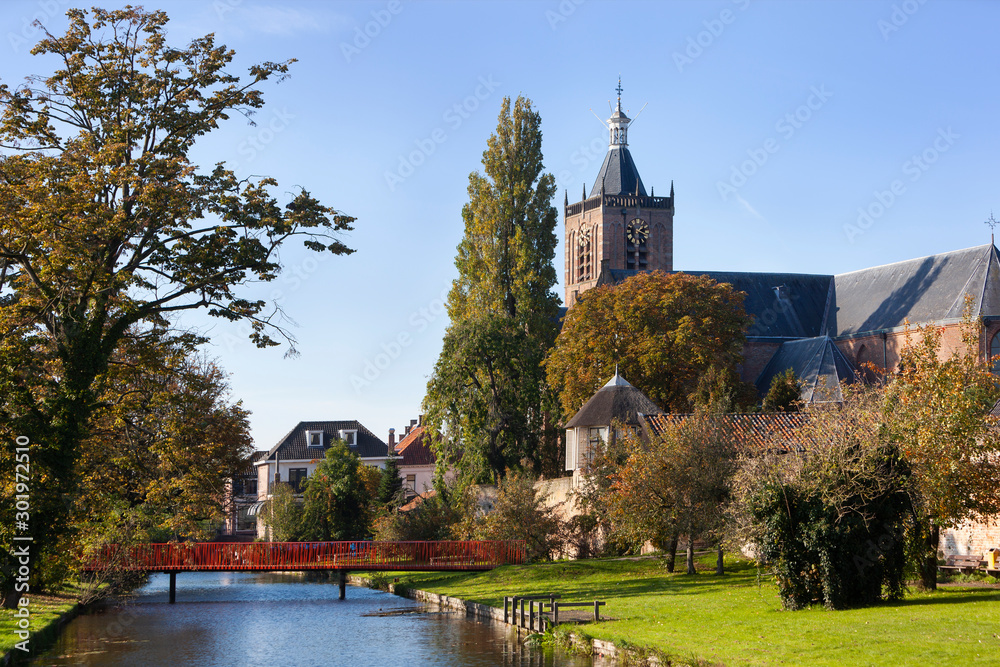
[578,228,591,247]
[626,219,649,244]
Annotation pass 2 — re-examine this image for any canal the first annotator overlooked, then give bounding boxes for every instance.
[30,572,604,666]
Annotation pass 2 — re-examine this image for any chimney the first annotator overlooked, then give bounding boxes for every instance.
[404,425,411,436]
[418,415,424,427]
[388,428,395,448]
[410,418,418,430]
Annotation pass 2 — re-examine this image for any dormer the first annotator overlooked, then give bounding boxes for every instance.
[339,429,357,447]
[306,430,325,448]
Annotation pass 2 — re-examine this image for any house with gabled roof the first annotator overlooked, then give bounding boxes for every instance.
[391,417,437,498]
[253,420,389,538]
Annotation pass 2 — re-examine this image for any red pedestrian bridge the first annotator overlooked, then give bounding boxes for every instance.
[84,540,526,602]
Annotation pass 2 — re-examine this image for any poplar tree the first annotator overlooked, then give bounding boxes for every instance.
[423,96,560,484]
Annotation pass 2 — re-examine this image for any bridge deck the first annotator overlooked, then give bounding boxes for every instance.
[84,540,526,573]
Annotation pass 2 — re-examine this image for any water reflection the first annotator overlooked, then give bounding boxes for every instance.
[31,572,599,667]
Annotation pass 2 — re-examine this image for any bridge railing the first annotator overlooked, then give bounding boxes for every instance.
[85,540,527,572]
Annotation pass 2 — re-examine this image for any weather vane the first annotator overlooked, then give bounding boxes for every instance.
[986,211,999,244]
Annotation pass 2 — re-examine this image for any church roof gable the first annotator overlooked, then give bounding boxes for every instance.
[827,243,1000,336]
[754,336,857,403]
[589,147,647,197]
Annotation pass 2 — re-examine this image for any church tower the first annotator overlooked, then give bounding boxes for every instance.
[564,80,674,307]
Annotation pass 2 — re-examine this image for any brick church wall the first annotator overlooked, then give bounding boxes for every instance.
[940,518,1000,558]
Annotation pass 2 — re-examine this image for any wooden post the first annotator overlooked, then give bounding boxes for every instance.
[529,600,535,631]
[553,602,559,626]
[594,600,600,622]
[504,596,510,624]
[520,598,526,628]
[338,571,347,600]
[168,572,176,604]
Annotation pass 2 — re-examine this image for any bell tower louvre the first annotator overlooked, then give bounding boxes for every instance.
[564,79,674,308]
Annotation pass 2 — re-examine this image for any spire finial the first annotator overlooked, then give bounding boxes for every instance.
[985,211,999,246]
[615,76,623,111]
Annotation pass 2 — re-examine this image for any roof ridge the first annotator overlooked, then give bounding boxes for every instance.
[833,243,995,279]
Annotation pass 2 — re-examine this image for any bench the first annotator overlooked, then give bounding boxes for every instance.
[938,554,984,574]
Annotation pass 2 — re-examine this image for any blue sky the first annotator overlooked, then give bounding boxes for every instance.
[3,0,998,452]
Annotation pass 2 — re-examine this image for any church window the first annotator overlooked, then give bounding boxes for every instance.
[625,218,648,270]
[577,227,592,282]
[991,332,1000,373]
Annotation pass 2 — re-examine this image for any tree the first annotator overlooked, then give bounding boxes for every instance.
[545,272,752,417]
[423,95,561,484]
[377,456,404,507]
[732,391,910,609]
[298,442,372,541]
[882,319,1000,590]
[0,7,353,593]
[259,481,302,543]
[762,368,802,412]
[608,412,738,574]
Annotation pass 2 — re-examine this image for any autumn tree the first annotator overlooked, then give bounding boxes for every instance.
[0,7,353,593]
[377,456,404,507]
[882,320,1000,590]
[762,368,802,412]
[298,442,373,541]
[423,96,561,484]
[545,272,752,417]
[609,412,738,574]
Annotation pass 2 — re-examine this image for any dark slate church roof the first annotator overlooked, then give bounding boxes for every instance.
[826,243,1000,336]
[263,420,388,461]
[589,147,647,197]
[754,336,858,403]
[566,374,664,428]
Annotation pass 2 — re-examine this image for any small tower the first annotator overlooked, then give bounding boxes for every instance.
[564,79,674,308]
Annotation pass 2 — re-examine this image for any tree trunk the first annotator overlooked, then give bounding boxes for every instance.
[666,532,679,573]
[918,522,940,591]
[716,545,724,575]
[686,537,696,575]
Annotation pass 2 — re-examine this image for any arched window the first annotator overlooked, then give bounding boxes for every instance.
[577,227,592,282]
[856,344,867,365]
[991,331,1000,373]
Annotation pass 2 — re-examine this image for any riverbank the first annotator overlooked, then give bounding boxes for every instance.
[0,593,80,665]
[389,555,1000,666]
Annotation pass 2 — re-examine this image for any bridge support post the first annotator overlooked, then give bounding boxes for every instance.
[168,572,177,604]
[338,571,347,600]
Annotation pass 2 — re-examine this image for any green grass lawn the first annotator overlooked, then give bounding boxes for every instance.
[0,582,88,657]
[396,555,1000,666]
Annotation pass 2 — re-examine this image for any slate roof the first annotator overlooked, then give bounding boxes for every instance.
[589,147,647,197]
[261,420,388,461]
[754,336,858,403]
[593,267,834,340]
[566,374,664,428]
[827,243,1000,336]
[644,413,811,454]
[394,425,436,466]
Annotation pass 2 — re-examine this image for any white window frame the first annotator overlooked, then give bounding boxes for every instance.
[339,429,358,446]
[306,430,324,448]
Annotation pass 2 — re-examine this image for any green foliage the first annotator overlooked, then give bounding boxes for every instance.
[298,442,372,541]
[545,272,753,416]
[734,393,911,609]
[377,456,405,508]
[259,482,302,542]
[452,473,566,562]
[762,368,802,412]
[423,95,562,484]
[373,491,459,542]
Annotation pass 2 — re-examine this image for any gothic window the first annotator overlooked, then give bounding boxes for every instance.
[577,228,592,282]
[625,218,648,270]
[991,332,1000,373]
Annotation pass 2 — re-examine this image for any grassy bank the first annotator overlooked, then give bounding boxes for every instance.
[0,581,93,660]
[395,555,1000,666]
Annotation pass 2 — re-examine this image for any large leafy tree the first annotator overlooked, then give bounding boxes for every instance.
[423,96,561,484]
[298,442,373,541]
[882,320,1000,590]
[545,272,752,416]
[0,7,353,593]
